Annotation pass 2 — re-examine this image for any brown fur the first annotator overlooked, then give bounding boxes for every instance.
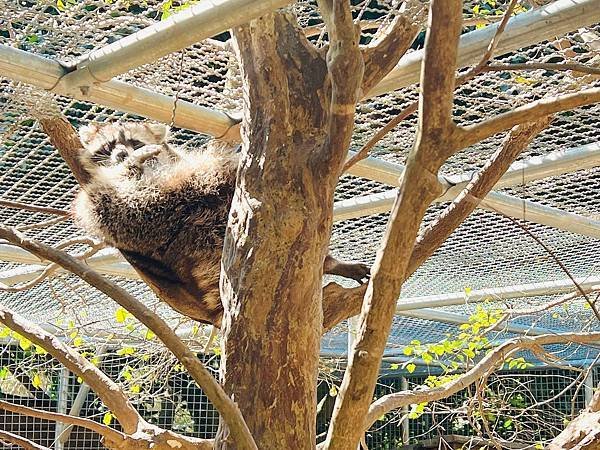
[73,122,369,326]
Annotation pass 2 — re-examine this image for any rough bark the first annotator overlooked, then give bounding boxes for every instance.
[216,12,334,450]
[323,3,463,449]
[549,390,600,449]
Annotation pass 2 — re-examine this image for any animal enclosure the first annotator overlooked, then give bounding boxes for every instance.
[1,0,600,448]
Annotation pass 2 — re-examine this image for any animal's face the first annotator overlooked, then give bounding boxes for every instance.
[79,122,175,176]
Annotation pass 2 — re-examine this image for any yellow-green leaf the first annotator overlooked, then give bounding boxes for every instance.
[131,384,141,393]
[19,336,32,351]
[121,367,133,381]
[144,329,156,340]
[32,373,42,389]
[116,346,135,356]
[390,363,399,370]
[73,337,84,347]
[329,386,338,397]
[103,412,113,426]
[0,327,10,338]
[34,345,48,356]
[403,346,413,356]
[407,363,416,374]
[115,307,129,323]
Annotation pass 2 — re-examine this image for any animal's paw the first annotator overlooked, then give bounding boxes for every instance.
[340,262,371,284]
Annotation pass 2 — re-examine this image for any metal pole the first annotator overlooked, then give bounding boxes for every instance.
[367,0,600,97]
[57,0,294,93]
[54,367,70,450]
[584,368,595,407]
[398,308,554,336]
[397,276,600,310]
[401,376,410,445]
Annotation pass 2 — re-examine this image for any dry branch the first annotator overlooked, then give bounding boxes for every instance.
[38,117,91,186]
[408,116,552,276]
[0,225,256,450]
[0,429,52,450]
[315,0,364,173]
[0,400,126,444]
[360,6,423,96]
[365,332,600,431]
[323,3,463,449]
[456,87,600,148]
[0,200,70,217]
[0,305,142,434]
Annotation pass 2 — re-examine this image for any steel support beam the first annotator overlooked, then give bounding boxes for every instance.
[368,0,600,97]
[398,277,600,310]
[57,0,294,94]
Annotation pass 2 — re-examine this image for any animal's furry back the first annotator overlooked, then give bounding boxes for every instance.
[72,122,239,324]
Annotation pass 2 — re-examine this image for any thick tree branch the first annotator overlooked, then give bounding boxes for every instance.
[314,0,364,173]
[456,87,600,148]
[38,117,91,186]
[0,429,52,450]
[365,332,600,431]
[408,116,553,276]
[323,3,463,449]
[0,305,142,435]
[360,4,423,96]
[0,400,126,444]
[0,225,256,450]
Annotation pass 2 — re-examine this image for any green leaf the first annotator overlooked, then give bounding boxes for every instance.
[34,345,48,356]
[116,347,135,356]
[115,307,130,323]
[18,335,32,351]
[103,412,113,426]
[32,373,42,389]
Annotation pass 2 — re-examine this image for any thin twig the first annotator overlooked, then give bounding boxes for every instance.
[0,199,70,217]
[0,400,126,443]
[16,215,70,231]
[483,62,600,76]
[500,216,600,321]
[0,430,52,450]
[344,0,518,171]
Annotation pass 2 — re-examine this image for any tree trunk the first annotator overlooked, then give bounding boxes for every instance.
[216,11,336,450]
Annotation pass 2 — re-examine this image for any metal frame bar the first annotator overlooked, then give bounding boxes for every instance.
[57,0,294,94]
[336,143,600,239]
[398,308,553,336]
[397,277,600,310]
[368,0,600,97]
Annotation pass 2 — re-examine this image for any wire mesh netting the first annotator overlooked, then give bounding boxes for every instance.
[1,0,600,448]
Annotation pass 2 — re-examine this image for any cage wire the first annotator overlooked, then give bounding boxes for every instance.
[1,0,600,448]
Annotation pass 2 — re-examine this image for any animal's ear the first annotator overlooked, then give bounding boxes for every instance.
[146,123,170,143]
[79,124,100,147]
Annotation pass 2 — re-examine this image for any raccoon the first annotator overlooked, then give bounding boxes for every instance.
[72,122,369,327]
